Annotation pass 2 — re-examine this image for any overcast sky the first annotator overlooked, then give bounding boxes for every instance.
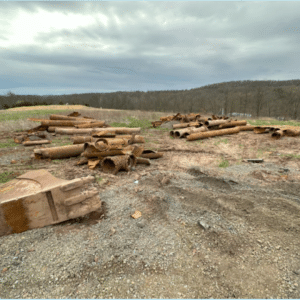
[1,1,300,96]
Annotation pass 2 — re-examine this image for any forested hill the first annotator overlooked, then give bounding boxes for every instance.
[1,79,300,119]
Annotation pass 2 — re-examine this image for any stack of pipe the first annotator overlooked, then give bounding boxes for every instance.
[169,115,252,141]
[27,111,109,133]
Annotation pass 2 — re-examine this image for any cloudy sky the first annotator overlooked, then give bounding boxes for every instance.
[1,1,300,96]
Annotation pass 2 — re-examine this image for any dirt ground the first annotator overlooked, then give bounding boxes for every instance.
[0,113,300,298]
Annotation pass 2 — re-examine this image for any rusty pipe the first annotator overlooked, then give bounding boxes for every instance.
[187,127,240,141]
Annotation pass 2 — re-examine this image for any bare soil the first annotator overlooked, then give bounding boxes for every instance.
[0,112,300,298]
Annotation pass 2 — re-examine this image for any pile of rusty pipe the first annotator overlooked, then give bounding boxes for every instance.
[219,120,247,129]
[34,144,85,159]
[187,126,240,141]
[271,129,284,140]
[204,119,229,127]
[41,120,94,127]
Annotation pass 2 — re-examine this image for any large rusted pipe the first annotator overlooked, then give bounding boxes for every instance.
[219,120,247,129]
[96,138,129,146]
[101,155,132,175]
[204,120,229,127]
[75,121,106,128]
[23,140,51,146]
[140,150,163,159]
[173,122,190,129]
[48,126,74,132]
[253,127,271,134]
[34,144,85,159]
[283,129,300,136]
[238,125,255,131]
[41,120,93,127]
[187,127,240,141]
[71,136,93,144]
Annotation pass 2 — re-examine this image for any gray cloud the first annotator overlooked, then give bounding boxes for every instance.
[0,1,300,96]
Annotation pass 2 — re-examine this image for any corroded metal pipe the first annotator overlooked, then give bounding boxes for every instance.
[34,144,85,159]
[41,120,93,127]
[204,120,229,127]
[187,127,240,141]
[219,120,247,129]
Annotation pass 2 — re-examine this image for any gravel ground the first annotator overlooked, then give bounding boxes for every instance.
[1,162,300,298]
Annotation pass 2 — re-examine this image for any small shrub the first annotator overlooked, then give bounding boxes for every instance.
[0,171,14,183]
[219,157,229,168]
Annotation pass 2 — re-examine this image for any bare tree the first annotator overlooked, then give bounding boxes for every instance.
[254,87,264,117]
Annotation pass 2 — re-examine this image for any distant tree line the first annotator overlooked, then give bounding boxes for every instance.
[1,79,300,120]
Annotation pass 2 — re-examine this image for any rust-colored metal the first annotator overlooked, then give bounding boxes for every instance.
[57,127,141,135]
[23,140,51,146]
[41,120,93,127]
[96,138,129,147]
[136,157,151,165]
[71,136,93,144]
[132,145,145,157]
[48,126,73,132]
[127,135,145,144]
[204,120,229,127]
[198,117,209,122]
[101,155,132,175]
[50,114,80,121]
[238,125,255,131]
[140,150,164,159]
[92,131,116,138]
[152,121,163,127]
[14,136,26,144]
[75,121,106,128]
[173,123,190,129]
[88,159,102,170]
[173,127,195,139]
[219,120,247,129]
[187,126,209,136]
[68,112,81,117]
[253,127,272,134]
[0,169,101,237]
[160,116,174,122]
[187,127,240,141]
[55,128,94,135]
[34,144,85,159]
[27,125,49,134]
[283,129,300,136]
[271,129,284,140]
[76,157,89,165]
[188,121,201,127]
